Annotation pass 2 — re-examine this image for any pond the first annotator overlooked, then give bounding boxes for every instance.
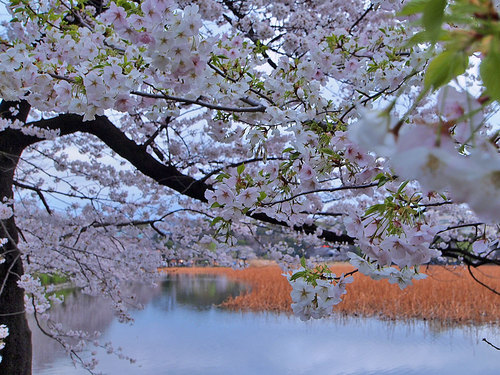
[32,273,500,375]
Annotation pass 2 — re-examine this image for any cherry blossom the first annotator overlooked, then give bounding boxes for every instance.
[0,0,498,372]
[0,324,8,351]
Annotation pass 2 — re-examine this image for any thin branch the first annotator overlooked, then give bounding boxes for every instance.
[207,61,275,105]
[348,4,374,34]
[482,338,500,351]
[88,208,213,229]
[13,180,53,214]
[467,265,500,296]
[307,211,343,217]
[31,296,95,375]
[131,91,266,113]
[418,200,454,208]
[141,117,170,149]
[13,179,126,205]
[262,182,378,207]
[0,220,22,297]
[439,244,500,267]
[0,310,26,317]
[0,252,20,297]
[221,0,278,69]
[60,208,213,240]
[200,157,285,183]
[437,222,484,234]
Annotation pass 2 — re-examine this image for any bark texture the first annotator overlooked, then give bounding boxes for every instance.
[0,101,32,375]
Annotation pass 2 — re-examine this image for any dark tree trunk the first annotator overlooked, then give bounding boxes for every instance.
[0,101,32,375]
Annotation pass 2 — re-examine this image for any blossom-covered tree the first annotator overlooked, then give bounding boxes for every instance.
[0,0,499,373]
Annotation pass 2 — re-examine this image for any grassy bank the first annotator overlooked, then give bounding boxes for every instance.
[165,263,500,324]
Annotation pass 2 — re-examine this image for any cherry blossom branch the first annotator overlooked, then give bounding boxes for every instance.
[131,91,266,113]
[13,179,128,205]
[418,200,454,208]
[261,182,378,206]
[308,211,343,217]
[348,4,374,34]
[12,181,53,215]
[200,157,285,183]
[21,114,499,266]
[206,62,275,105]
[0,252,20,298]
[436,222,484,234]
[0,220,23,298]
[221,0,278,69]
[439,243,500,267]
[247,211,354,244]
[84,208,213,230]
[141,117,171,149]
[30,296,96,375]
[47,72,269,113]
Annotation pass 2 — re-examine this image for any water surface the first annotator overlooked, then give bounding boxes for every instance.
[32,274,500,375]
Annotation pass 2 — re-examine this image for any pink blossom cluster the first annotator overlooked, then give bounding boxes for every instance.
[348,86,500,223]
[287,270,353,321]
[0,324,8,352]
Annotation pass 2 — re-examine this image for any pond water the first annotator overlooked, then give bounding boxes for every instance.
[32,274,500,375]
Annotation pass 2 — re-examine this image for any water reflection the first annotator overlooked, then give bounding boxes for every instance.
[31,282,162,373]
[155,274,247,310]
[32,274,500,375]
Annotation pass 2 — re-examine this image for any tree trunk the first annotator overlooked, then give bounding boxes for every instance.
[0,217,32,375]
[0,101,32,374]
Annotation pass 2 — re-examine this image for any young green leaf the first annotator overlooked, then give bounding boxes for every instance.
[237,163,245,175]
[424,50,468,90]
[422,0,447,43]
[480,39,500,102]
[399,0,430,16]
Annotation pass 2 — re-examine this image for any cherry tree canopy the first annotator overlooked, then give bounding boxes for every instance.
[0,0,499,373]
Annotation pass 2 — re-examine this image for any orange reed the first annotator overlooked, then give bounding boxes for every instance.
[164,263,500,324]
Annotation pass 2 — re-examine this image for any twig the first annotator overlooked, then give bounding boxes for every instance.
[31,297,96,375]
[348,4,374,34]
[482,338,500,351]
[13,180,53,214]
[131,91,266,113]
[437,222,484,234]
[467,265,500,296]
[200,157,284,183]
[262,182,378,206]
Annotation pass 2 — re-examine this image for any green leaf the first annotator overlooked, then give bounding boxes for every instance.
[365,204,385,216]
[480,40,500,102]
[397,180,409,194]
[404,30,433,47]
[290,271,306,281]
[399,0,431,16]
[210,216,223,226]
[300,256,307,268]
[424,50,468,90]
[422,0,446,43]
[319,147,335,156]
[237,163,245,175]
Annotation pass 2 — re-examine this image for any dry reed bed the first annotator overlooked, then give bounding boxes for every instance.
[165,264,500,324]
